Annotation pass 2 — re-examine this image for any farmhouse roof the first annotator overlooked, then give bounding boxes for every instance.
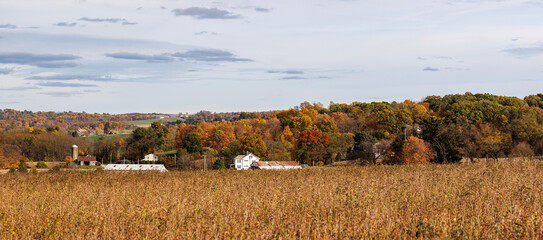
[234,155,245,161]
[78,156,97,162]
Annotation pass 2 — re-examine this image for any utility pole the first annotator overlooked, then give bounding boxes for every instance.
[174,153,177,169]
[204,155,206,170]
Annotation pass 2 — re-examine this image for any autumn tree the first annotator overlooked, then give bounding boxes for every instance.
[475,123,511,160]
[151,122,170,149]
[348,131,377,163]
[127,128,155,159]
[183,133,203,153]
[400,136,435,164]
[421,118,466,163]
[279,126,294,142]
[510,106,543,154]
[370,103,412,134]
[330,112,357,133]
[326,133,354,163]
[175,148,194,169]
[240,134,267,160]
[411,104,430,123]
[104,122,111,134]
[510,142,534,160]
[126,123,170,160]
[0,144,22,169]
[253,118,282,141]
[175,123,192,148]
[525,94,543,108]
[90,136,125,163]
[296,130,330,165]
[267,141,294,161]
[233,120,254,140]
[219,146,235,164]
[292,114,314,131]
[317,119,338,133]
[208,129,230,151]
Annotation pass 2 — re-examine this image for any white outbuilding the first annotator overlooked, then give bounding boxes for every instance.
[142,153,159,162]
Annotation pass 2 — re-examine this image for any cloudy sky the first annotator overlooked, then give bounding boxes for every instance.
[1,0,543,113]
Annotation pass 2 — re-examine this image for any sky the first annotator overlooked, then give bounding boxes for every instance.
[1,0,543,114]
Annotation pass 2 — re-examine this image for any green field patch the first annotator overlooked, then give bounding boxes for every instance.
[156,150,178,156]
[124,117,182,126]
[85,134,131,141]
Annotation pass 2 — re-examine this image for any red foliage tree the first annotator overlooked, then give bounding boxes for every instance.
[296,130,330,165]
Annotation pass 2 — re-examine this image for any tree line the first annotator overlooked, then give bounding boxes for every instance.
[2,92,543,169]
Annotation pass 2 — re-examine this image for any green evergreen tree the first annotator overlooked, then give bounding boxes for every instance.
[212,159,225,170]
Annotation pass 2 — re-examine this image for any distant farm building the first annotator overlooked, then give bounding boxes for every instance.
[72,144,100,166]
[103,164,168,172]
[233,153,260,170]
[76,128,89,137]
[232,153,302,170]
[72,145,79,162]
[76,156,100,166]
[142,153,159,162]
[251,161,302,170]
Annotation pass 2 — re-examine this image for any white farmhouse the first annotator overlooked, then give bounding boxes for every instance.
[233,153,260,170]
[142,153,159,162]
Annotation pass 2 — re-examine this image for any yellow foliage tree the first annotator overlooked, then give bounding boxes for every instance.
[292,114,314,131]
[94,127,103,135]
[240,134,268,160]
[280,126,294,142]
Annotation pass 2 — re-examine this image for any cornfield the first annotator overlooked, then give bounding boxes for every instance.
[1,160,543,239]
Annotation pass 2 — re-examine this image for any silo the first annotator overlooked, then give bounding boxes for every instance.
[72,145,78,161]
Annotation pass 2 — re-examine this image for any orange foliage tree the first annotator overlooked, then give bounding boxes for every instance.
[0,144,22,169]
[296,130,330,165]
[400,136,435,164]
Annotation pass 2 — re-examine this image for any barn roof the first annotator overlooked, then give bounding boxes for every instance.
[254,161,300,167]
[78,156,97,162]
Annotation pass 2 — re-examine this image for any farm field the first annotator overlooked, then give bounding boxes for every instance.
[85,134,132,141]
[124,117,182,127]
[1,160,542,239]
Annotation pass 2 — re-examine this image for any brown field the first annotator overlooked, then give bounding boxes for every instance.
[25,162,66,169]
[1,160,543,239]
